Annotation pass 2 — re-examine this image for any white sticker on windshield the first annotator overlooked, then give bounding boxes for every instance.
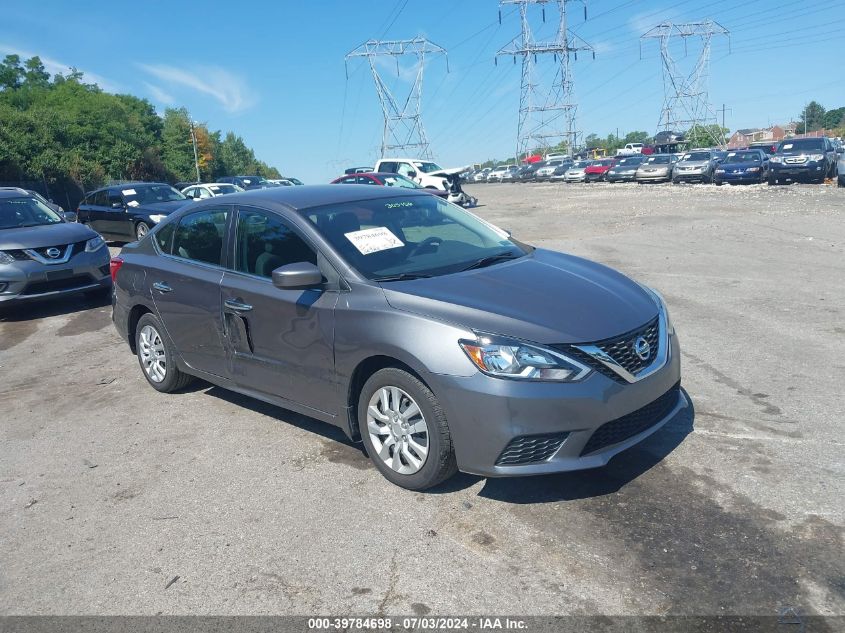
[728,152,736,157]
[122,188,136,196]
[783,144,793,150]
[345,227,404,255]
[127,200,140,207]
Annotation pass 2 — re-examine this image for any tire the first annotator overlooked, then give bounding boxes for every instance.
[135,222,151,240]
[135,313,193,393]
[672,177,680,185]
[358,368,457,490]
[715,180,723,186]
[768,177,778,186]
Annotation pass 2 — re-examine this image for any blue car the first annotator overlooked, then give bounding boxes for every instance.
[768,137,837,184]
[714,150,769,185]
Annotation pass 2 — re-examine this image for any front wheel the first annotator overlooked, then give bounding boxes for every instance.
[358,368,457,490]
[135,313,193,393]
[768,177,778,186]
[135,222,151,240]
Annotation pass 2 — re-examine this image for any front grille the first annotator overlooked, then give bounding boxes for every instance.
[7,250,30,261]
[580,382,681,456]
[22,275,94,295]
[553,317,660,382]
[495,432,570,466]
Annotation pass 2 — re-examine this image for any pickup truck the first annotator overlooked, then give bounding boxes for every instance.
[616,143,644,156]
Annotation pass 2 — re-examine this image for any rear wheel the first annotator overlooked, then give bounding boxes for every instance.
[135,313,193,393]
[358,368,457,490]
[135,222,151,240]
[768,176,778,186]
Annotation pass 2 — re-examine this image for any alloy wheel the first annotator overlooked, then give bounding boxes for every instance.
[366,386,429,475]
[136,223,150,240]
[139,324,166,383]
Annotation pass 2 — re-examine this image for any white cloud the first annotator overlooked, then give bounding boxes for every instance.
[0,44,118,92]
[143,82,175,105]
[136,63,254,113]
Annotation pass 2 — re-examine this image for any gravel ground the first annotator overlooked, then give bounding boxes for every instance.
[0,181,843,618]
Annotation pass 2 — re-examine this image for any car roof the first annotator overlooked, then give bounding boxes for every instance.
[198,184,431,211]
[88,182,169,194]
[0,187,32,199]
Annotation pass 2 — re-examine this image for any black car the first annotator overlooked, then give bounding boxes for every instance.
[218,176,272,190]
[77,183,189,242]
[769,137,837,184]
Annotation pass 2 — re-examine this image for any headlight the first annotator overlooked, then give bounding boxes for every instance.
[0,250,14,265]
[641,286,674,335]
[149,214,167,224]
[746,167,760,172]
[770,156,782,163]
[716,169,725,174]
[808,154,824,161]
[459,335,591,382]
[85,236,106,252]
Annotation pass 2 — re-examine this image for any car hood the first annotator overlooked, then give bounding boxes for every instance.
[381,249,657,344]
[720,162,759,170]
[130,200,188,214]
[677,160,709,168]
[639,164,670,170]
[0,221,97,250]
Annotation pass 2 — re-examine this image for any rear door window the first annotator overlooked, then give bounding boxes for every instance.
[172,208,229,266]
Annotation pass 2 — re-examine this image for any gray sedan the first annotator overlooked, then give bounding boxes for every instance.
[0,189,111,304]
[112,186,684,490]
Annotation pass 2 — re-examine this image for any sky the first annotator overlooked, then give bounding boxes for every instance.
[1,0,844,183]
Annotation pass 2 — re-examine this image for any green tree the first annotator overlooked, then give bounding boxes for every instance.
[160,107,195,181]
[799,101,826,133]
[685,124,728,148]
[0,55,25,90]
[822,106,845,130]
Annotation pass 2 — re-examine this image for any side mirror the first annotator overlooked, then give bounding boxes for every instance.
[111,202,124,209]
[62,211,78,222]
[407,170,417,178]
[272,262,323,290]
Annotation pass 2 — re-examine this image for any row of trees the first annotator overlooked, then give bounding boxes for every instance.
[0,54,281,202]
[798,101,845,135]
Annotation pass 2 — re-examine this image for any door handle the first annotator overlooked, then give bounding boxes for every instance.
[152,281,172,293]
[224,299,253,312]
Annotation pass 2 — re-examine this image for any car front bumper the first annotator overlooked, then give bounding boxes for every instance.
[430,331,684,477]
[770,161,826,180]
[715,171,762,184]
[0,247,111,303]
[673,169,709,182]
[605,171,637,182]
[636,170,671,182]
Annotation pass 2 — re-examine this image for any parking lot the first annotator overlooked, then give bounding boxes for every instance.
[1,181,843,618]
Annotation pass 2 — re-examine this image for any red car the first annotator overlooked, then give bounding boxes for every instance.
[330,172,449,198]
[584,159,617,182]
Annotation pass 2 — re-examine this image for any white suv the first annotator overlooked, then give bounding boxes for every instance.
[374,158,465,192]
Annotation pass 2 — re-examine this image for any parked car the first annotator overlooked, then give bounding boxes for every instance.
[748,141,778,156]
[519,162,545,182]
[182,183,244,200]
[635,154,677,183]
[769,137,837,184]
[534,159,568,182]
[500,165,521,183]
[544,152,569,162]
[284,177,304,186]
[605,156,646,183]
[77,183,189,241]
[838,151,845,188]
[218,176,273,190]
[473,168,491,182]
[549,164,570,182]
[584,158,616,182]
[267,179,294,186]
[563,160,593,183]
[0,188,111,304]
[714,150,770,185]
[486,165,510,182]
[330,172,449,199]
[111,185,683,490]
[373,158,466,192]
[672,149,721,184]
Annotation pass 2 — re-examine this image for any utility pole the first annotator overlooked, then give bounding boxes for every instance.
[345,38,448,159]
[641,21,730,149]
[189,119,201,182]
[716,103,731,137]
[496,0,594,161]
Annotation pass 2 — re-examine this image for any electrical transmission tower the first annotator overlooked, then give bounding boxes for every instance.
[496,0,594,161]
[640,21,730,148]
[345,38,448,159]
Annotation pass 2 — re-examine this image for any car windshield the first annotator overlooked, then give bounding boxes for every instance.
[779,139,824,152]
[208,184,241,195]
[0,196,63,229]
[616,156,644,165]
[646,155,672,164]
[412,162,443,174]
[572,161,591,168]
[303,195,530,280]
[121,185,186,205]
[241,177,267,186]
[597,159,614,166]
[683,152,711,161]
[381,174,421,189]
[725,152,761,163]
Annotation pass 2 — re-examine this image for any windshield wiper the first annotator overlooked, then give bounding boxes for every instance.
[374,272,434,282]
[459,252,521,272]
